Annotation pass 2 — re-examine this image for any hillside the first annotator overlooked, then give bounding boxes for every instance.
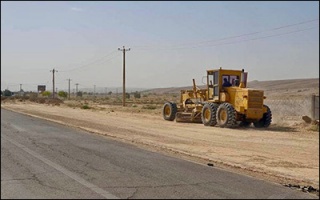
[143,78,319,96]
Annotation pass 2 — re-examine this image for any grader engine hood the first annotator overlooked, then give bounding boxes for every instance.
[231,88,265,120]
[246,90,264,109]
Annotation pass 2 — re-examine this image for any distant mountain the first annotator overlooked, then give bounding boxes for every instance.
[141,78,319,95]
[74,87,150,94]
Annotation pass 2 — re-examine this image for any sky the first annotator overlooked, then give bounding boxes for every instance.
[1,1,319,92]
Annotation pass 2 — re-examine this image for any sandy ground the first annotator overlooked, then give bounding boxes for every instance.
[1,100,319,191]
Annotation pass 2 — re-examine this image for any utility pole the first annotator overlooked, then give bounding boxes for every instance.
[75,83,79,97]
[105,87,107,97]
[118,46,130,107]
[19,84,22,96]
[67,79,71,100]
[94,85,96,98]
[50,68,58,98]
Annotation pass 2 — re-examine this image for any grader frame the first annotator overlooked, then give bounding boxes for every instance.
[162,68,272,128]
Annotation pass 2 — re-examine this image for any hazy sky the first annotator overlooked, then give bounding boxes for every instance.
[1,1,319,92]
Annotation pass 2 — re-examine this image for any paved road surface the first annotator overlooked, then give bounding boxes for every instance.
[1,109,317,199]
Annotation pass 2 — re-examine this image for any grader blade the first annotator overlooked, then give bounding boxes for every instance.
[191,112,203,123]
[176,112,193,123]
[176,112,202,123]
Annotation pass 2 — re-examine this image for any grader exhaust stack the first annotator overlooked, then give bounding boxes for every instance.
[239,69,245,88]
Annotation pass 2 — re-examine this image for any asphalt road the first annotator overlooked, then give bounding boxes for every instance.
[1,109,317,199]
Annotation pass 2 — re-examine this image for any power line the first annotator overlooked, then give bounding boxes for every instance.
[59,50,118,72]
[59,51,117,72]
[64,53,120,73]
[132,18,319,50]
[191,18,319,47]
[135,25,318,51]
[155,26,318,50]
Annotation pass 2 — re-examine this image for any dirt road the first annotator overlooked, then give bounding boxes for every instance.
[1,101,319,190]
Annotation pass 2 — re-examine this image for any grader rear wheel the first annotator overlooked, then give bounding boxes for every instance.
[162,102,177,121]
[216,103,237,128]
[201,103,218,126]
[253,105,272,128]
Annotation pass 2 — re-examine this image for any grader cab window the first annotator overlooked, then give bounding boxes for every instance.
[208,72,218,85]
[213,72,219,96]
[207,71,219,100]
[222,75,239,86]
[208,74,214,88]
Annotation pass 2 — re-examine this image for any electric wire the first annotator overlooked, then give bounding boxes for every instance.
[59,50,118,72]
[132,18,319,50]
[165,26,319,50]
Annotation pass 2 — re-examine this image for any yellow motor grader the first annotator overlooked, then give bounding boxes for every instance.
[162,68,272,128]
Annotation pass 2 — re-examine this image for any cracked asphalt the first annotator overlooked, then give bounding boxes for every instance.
[1,109,317,199]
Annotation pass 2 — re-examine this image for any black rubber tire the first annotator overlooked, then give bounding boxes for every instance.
[253,105,272,128]
[162,102,177,121]
[201,103,219,126]
[216,103,237,128]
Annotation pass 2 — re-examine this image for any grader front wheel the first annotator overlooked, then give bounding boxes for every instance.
[162,102,177,121]
[201,103,218,126]
[216,103,237,128]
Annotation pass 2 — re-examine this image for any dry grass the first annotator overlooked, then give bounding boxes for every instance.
[2,77,319,130]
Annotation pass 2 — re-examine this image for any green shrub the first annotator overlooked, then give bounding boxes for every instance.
[77,91,83,97]
[3,89,13,97]
[81,104,90,109]
[142,105,157,110]
[58,91,68,98]
[308,124,319,132]
[42,91,51,97]
[133,91,141,98]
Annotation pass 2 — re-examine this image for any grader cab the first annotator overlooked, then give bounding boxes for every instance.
[162,68,272,128]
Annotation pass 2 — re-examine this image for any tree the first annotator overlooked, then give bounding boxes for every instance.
[126,93,130,99]
[133,91,141,98]
[3,89,12,97]
[58,91,68,98]
[108,91,112,95]
[76,91,83,97]
[42,91,51,97]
